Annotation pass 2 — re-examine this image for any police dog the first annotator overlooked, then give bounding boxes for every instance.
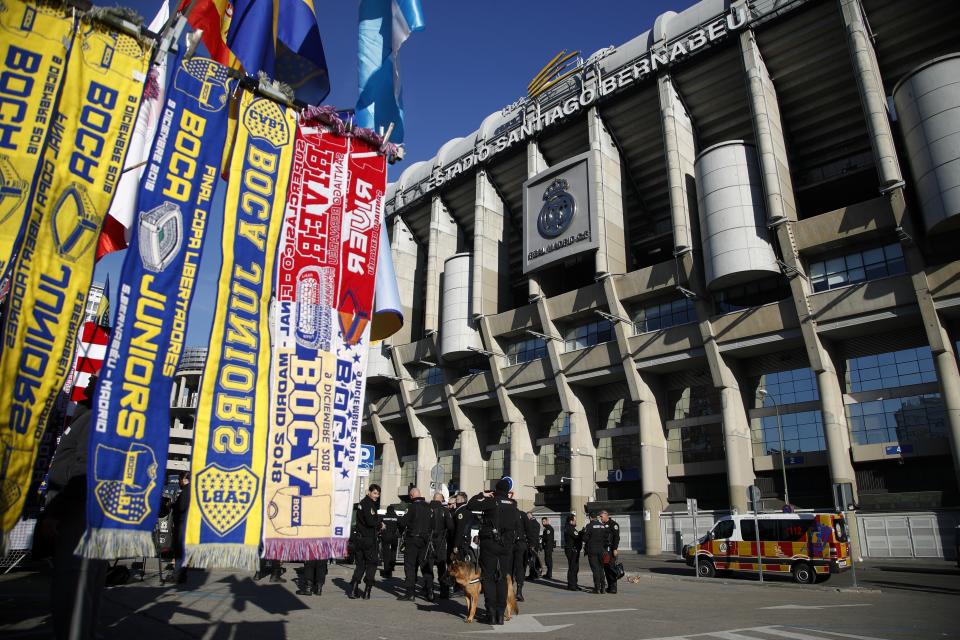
[447,560,518,623]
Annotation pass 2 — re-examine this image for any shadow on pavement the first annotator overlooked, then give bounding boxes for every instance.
[872,565,960,577]
[859,580,960,596]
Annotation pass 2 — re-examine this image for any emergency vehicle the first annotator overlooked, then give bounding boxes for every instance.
[684,512,851,583]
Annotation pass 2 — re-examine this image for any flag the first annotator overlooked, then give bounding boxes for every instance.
[178,0,234,66]
[70,322,110,404]
[371,220,402,340]
[226,0,330,104]
[97,2,172,260]
[356,0,425,143]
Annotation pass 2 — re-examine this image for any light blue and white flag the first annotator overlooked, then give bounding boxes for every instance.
[356,0,425,143]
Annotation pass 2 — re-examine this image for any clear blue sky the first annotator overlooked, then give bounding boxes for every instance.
[95,0,684,345]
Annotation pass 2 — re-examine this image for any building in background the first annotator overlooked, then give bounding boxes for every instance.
[363,0,960,559]
[167,347,207,481]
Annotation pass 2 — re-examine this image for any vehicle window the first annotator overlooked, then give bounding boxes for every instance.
[713,520,735,540]
[740,520,756,540]
[779,519,815,541]
[758,520,779,541]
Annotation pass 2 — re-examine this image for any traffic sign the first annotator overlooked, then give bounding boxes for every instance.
[357,444,375,477]
[686,498,698,517]
[785,455,804,465]
[430,464,445,485]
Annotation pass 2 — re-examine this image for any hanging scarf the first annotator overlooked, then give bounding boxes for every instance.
[183,89,294,570]
[78,53,236,559]
[0,15,148,545]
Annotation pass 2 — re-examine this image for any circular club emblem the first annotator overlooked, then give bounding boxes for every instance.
[537,178,576,238]
[719,542,728,553]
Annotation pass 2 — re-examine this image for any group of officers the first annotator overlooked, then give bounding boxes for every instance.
[294,479,621,625]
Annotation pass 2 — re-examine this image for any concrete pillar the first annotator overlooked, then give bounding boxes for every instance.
[425,196,459,333]
[715,363,755,514]
[658,74,696,253]
[818,366,857,487]
[391,216,420,344]
[638,374,668,554]
[527,141,548,300]
[473,170,509,318]
[839,0,903,190]
[740,29,798,224]
[588,107,627,277]
[932,338,960,491]
[415,436,438,495]
[369,409,402,502]
[446,387,487,496]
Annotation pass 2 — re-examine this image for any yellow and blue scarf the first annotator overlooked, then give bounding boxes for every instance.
[78,52,236,559]
[183,89,294,571]
[0,15,148,544]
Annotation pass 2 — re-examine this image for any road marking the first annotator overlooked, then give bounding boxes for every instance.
[469,608,637,634]
[761,604,873,611]
[640,626,889,640]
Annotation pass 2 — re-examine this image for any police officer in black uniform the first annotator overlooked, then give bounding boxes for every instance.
[296,559,328,596]
[581,511,609,593]
[349,484,382,600]
[380,505,400,578]
[429,492,454,599]
[510,500,528,602]
[467,479,520,625]
[599,510,620,594]
[397,487,432,601]
[524,512,541,580]
[540,517,555,580]
[451,491,476,562]
[562,513,581,590]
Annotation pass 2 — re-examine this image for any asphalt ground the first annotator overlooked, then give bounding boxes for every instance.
[2,554,958,639]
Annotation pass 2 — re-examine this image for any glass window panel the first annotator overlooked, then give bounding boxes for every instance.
[825,257,846,275]
[884,243,903,260]
[862,247,884,265]
[845,253,864,269]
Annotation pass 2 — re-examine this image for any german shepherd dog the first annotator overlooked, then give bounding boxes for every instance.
[447,559,518,623]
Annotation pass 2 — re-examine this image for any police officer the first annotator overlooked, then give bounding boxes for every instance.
[562,513,581,590]
[581,511,609,593]
[599,510,620,594]
[510,497,528,602]
[380,505,400,578]
[525,512,541,580]
[540,517,555,580]
[349,484,382,600]
[429,492,454,599]
[397,487,432,602]
[467,479,519,625]
[296,559,328,596]
[452,492,476,563]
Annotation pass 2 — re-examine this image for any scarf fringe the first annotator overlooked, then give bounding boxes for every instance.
[262,538,348,562]
[74,528,154,559]
[184,544,259,572]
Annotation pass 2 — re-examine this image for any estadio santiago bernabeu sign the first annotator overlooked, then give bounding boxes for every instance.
[523,152,596,274]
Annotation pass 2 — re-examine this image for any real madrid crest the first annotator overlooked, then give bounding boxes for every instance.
[537,177,575,239]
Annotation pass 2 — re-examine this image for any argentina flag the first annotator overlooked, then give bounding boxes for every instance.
[356,0,425,143]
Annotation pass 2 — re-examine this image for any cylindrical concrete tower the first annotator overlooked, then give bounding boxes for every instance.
[694,140,780,290]
[893,53,960,232]
[440,253,482,359]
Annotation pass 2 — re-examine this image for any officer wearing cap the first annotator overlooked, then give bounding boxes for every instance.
[452,492,476,563]
[397,487,433,601]
[599,510,620,594]
[380,505,400,578]
[467,479,519,625]
[348,484,382,600]
[581,511,609,594]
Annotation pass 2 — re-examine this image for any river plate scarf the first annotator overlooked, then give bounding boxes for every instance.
[261,119,385,560]
[78,53,236,559]
[0,13,149,546]
[182,89,295,571]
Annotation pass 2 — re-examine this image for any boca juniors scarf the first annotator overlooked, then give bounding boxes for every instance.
[0,19,149,544]
[0,0,74,308]
[183,90,294,571]
[261,122,385,560]
[79,53,236,559]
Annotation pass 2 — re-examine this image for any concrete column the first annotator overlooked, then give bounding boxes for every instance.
[932,339,960,491]
[839,0,903,190]
[415,436,439,495]
[445,387,487,496]
[740,29,798,224]
[588,107,627,277]
[425,196,459,333]
[391,216,420,344]
[369,409,402,501]
[818,366,857,486]
[715,362,755,514]
[473,170,509,318]
[658,74,696,253]
[527,141,548,300]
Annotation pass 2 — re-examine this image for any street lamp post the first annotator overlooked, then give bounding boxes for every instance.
[758,389,790,506]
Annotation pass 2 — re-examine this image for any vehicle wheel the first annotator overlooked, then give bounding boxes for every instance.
[792,561,815,584]
[695,558,716,578]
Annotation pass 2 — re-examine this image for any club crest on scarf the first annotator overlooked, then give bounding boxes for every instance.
[51,184,99,262]
[92,443,158,525]
[174,57,230,111]
[196,463,258,536]
[0,156,27,226]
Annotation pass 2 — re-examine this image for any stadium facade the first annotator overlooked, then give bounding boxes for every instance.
[365,0,960,555]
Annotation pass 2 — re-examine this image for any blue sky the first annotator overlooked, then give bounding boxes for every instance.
[95,0,683,345]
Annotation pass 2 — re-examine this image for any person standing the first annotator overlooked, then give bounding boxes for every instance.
[467,480,520,625]
[562,514,581,590]
[397,487,432,602]
[296,559,328,596]
[599,510,621,594]
[428,492,454,599]
[540,517,555,580]
[581,511,609,593]
[524,512,541,580]
[349,484,382,599]
[452,491,476,563]
[510,499,528,602]
[40,376,108,640]
[172,472,191,584]
[380,504,400,578]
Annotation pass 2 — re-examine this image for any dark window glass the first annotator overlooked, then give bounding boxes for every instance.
[713,520,735,540]
[758,520,779,541]
[740,520,756,541]
[779,519,815,542]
